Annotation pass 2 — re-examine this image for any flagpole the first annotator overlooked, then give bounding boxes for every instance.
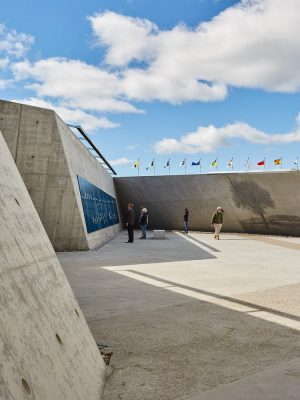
[264,157,266,170]
[185,161,187,175]
[231,157,234,170]
[281,156,282,170]
[216,157,218,170]
[297,156,299,171]
[138,158,140,176]
[153,159,155,176]
[199,158,202,174]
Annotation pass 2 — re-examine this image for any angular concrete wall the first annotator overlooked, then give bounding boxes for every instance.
[115,172,300,236]
[0,130,105,399]
[0,100,121,251]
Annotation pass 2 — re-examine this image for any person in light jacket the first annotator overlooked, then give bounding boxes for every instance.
[211,207,224,240]
[139,207,148,239]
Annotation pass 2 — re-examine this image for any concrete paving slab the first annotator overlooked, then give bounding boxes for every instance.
[185,357,300,400]
[58,230,300,400]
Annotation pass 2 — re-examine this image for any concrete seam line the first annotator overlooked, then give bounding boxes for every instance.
[173,230,217,253]
[108,268,300,332]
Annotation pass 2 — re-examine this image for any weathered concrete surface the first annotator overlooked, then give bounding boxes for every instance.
[0,131,105,399]
[59,230,300,400]
[114,172,300,236]
[187,357,300,400]
[0,99,121,251]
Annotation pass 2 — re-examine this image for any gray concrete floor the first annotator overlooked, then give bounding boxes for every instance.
[58,230,300,400]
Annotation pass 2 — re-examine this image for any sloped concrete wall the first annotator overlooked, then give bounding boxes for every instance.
[0,99,121,250]
[0,130,105,399]
[115,171,300,236]
[56,116,121,250]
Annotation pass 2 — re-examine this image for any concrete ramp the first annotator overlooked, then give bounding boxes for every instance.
[0,129,105,399]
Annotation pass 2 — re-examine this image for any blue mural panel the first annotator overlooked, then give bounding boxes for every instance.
[77,175,119,234]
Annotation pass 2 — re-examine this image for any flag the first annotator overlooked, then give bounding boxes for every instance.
[273,158,281,165]
[227,158,233,168]
[146,159,155,170]
[211,159,217,167]
[180,158,186,166]
[164,159,170,168]
[294,159,298,165]
[257,160,265,166]
[191,160,200,166]
[133,159,139,168]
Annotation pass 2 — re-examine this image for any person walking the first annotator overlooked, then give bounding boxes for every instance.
[183,208,189,233]
[139,208,148,239]
[211,207,224,240]
[126,203,135,243]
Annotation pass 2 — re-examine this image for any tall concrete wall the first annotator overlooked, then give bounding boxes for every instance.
[0,100,121,251]
[115,172,300,236]
[0,130,105,399]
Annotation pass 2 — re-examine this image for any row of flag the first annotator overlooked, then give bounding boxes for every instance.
[133,157,299,173]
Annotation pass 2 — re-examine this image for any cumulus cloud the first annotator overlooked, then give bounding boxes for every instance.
[108,157,133,166]
[89,1,300,102]
[154,117,300,154]
[12,98,120,131]
[0,24,33,58]
[12,58,143,113]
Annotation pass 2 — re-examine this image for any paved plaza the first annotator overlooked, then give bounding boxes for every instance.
[58,231,300,400]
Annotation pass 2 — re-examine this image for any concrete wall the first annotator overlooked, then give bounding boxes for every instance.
[0,99,121,251]
[114,172,300,236]
[0,130,105,399]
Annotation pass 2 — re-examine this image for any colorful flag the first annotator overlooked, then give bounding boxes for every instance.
[257,160,265,166]
[211,159,217,167]
[191,160,200,166]
[133,159,139,168]
[273,158,282,165]
[146,159,155,170]
[227,158,233,168]
[180,158,186,166]
[164,159,170,168]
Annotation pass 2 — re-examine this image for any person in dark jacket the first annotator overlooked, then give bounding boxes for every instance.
[126,203,135,243]
[211,207,224,240]
[183,208,189,233]
[139,207,148,239]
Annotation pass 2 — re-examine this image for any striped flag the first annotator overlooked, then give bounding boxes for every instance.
[274,158,282,165]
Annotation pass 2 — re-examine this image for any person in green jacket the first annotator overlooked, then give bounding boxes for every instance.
[211,207,224,240]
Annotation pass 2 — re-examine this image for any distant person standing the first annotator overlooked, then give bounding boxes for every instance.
[211,207,224,240]
[183,208,189,233]
[139,208,148,239]
[126,203,135,243]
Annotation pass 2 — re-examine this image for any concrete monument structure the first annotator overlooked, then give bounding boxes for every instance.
[0,100,121,251]
[0,130,105,399]
[115,172,300,236]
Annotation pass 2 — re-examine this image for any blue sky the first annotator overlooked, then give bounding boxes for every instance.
[1,0,300,176]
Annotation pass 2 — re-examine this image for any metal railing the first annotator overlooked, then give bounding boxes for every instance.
[67,124,117,176]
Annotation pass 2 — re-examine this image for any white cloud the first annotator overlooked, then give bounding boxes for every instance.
[12,58,144,113]
[89,1,300,103]
[12,98,120,131]
[89,11,158,66]
[108,157,133,166]
[0,24,33,58]
[154,116,300,154]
